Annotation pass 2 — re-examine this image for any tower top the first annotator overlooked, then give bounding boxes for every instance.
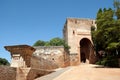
[66,17,95,21]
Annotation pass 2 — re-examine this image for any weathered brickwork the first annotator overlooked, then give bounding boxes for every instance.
[63,18,97,65]
[31,46,70,69]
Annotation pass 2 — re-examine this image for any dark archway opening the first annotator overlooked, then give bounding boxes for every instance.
[80,38,93,63]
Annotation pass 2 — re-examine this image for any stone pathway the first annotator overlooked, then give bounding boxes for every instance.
[35,64,120,80]
[35,66,71,80]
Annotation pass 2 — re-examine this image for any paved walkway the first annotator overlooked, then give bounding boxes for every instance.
[35,64,120,80]
[35,67,71,80]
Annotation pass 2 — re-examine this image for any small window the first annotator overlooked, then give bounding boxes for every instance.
[75,20,77,24]
[52,58,54,60]
[73,30,75,35]
[13,57,19,60]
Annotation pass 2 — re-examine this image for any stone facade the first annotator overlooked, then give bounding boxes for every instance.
[63,18,97,65]
[4,18,99,80]
[4,18,97,68]
[31,46,70,69]
[4,45,69,80]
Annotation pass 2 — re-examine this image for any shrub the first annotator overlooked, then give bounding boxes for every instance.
[96,55,119,67]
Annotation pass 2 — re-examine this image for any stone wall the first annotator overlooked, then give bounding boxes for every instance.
[63,18,96,54]
[31,46,70,70]
[63,18,97,65]
[0,66,16,80]
[69,54,80,66]
[31,56,59,70]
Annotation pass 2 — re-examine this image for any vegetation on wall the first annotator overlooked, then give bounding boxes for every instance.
[92,0,120,67]
[33,37,70,50]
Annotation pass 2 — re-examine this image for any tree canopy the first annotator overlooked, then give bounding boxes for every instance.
[33,40,46,46]
[92,0,120,53]
[0,58,10,66]
[33,37,70,50]
[92,0,120,67]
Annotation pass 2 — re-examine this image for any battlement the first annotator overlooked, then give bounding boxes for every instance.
[66,18,96,26]
[67,17,95,21]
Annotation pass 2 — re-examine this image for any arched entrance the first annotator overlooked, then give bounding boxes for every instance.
[80,38,93,63]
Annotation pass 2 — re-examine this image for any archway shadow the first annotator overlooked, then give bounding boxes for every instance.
[80,38,94,64]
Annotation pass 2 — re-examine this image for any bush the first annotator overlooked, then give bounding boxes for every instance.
[96,55,119,67]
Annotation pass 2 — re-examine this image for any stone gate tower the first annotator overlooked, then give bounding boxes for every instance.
[63,18,97,66]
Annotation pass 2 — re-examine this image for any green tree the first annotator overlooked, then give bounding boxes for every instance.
[93,8,114,51]
[92,0,120,67]
[44,41,51,46]
[49,37,70,50]
[114,0,120,19]
[0,58,10,66]
[33,37,70,50]
[96,8,103,20]
[33,40,46,46]
[49,37,64,46]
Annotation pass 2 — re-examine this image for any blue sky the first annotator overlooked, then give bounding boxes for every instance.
[0,0,114,62]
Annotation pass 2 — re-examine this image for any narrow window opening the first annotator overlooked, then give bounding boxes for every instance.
[52,58,54,60]
[73,30,75,35]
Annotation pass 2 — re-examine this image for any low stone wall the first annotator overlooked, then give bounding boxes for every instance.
[0,66,16,80]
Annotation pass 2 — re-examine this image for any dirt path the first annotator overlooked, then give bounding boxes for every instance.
[53,64,120,80]
[35,64,120,80]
